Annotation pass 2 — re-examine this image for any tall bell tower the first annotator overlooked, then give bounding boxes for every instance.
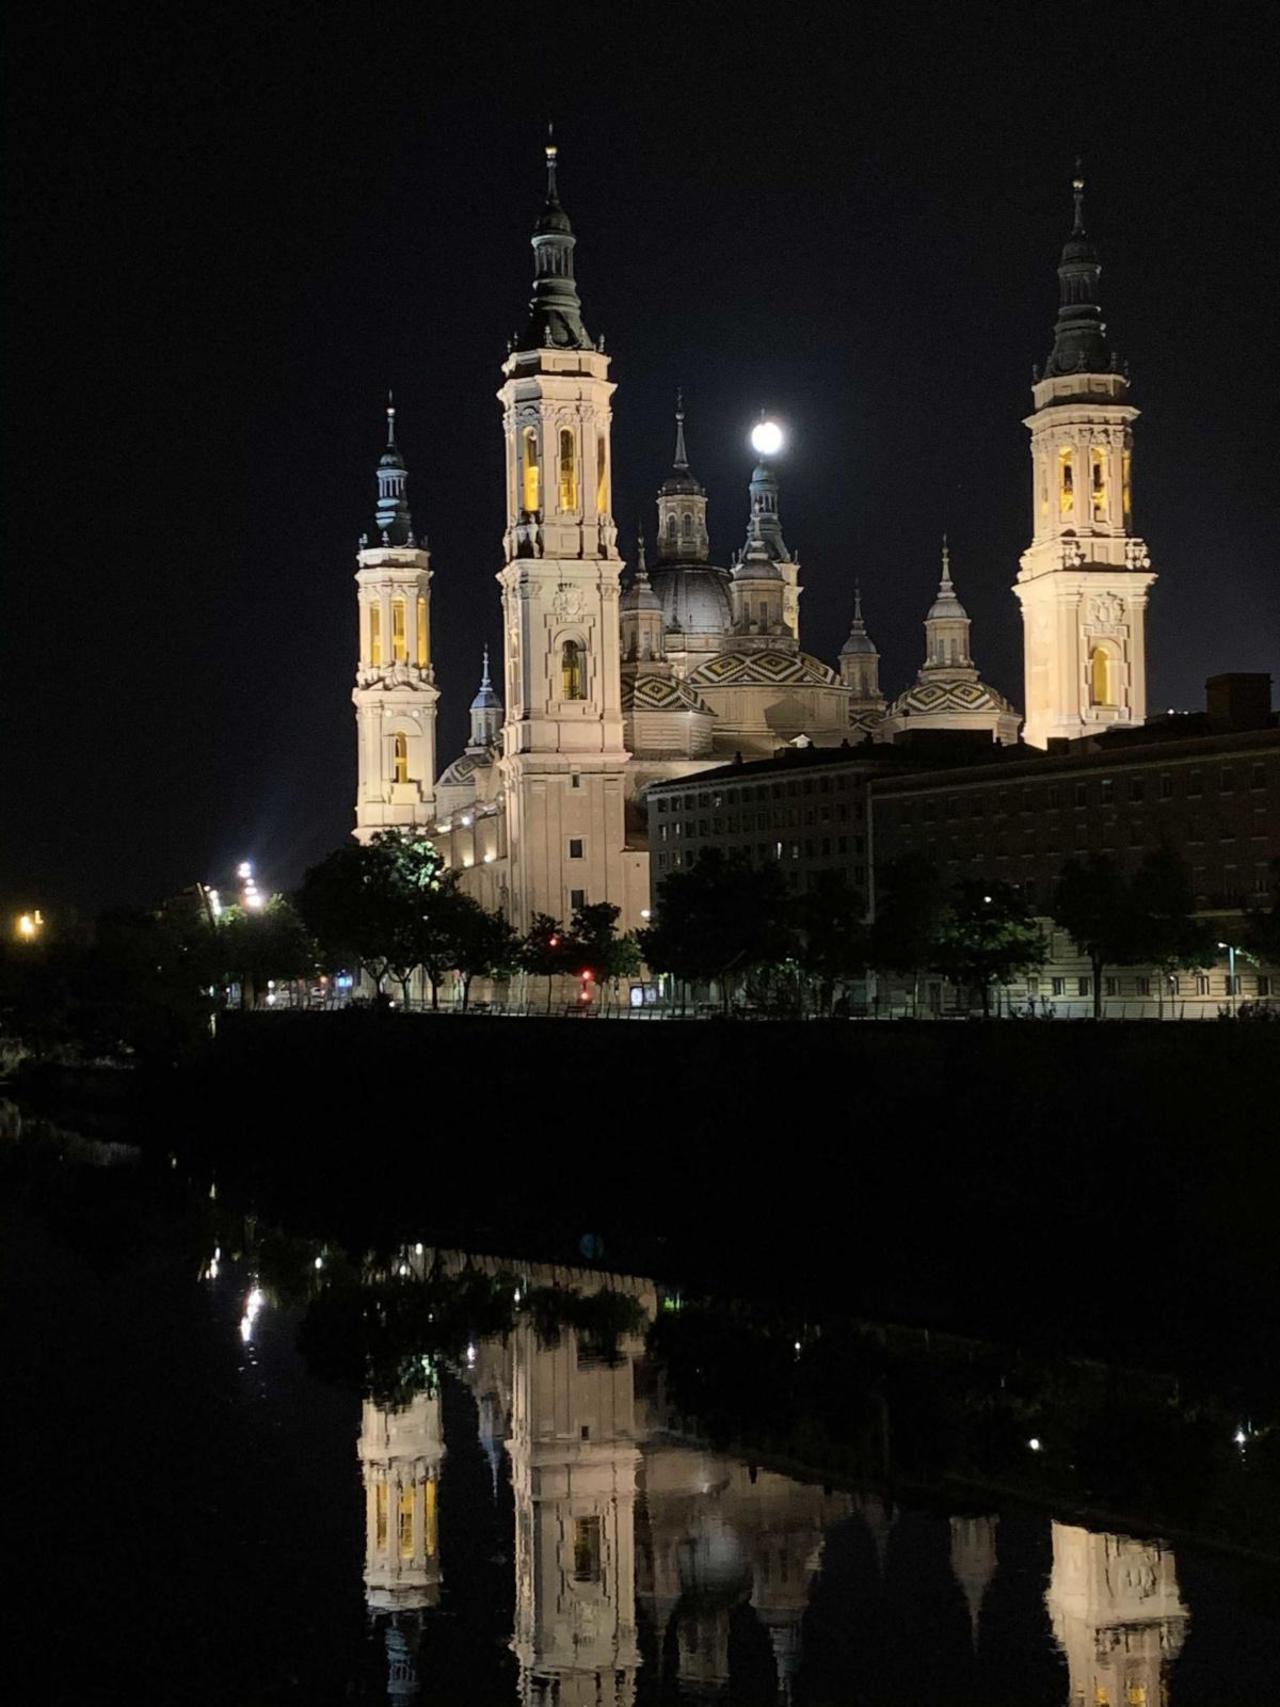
[353,400,438,840]
[496,141,636,930]
[1015,173,1156,749]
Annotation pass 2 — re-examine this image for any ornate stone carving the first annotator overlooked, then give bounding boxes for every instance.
[1088,593,1124,628]
[553,584,585,620]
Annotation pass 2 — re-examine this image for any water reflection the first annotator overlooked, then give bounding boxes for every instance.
[335,1249,1201,1704]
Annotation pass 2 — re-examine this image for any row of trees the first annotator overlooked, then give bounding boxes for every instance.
[637,844,1255,1018]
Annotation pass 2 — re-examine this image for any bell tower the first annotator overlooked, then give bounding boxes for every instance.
[496,141,637,930]
[1015,172,1156,748]
[353,399,438,840]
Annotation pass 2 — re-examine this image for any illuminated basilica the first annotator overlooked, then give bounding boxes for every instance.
[351,151,1155,932]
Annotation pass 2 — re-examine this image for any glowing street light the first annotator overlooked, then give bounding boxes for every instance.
[750,418,784,458]
[16,909,44,942]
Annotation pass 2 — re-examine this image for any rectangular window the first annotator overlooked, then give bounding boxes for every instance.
[1047,787,1061,810]
[392,598,408,663]
[1220,767,1234,792]
[1189,771,1203,796]
[1258,976,1273,997]
[399,1484,415,1559]
[1078,976,1092,998]
[573,1516,602,1583]
[1136,976,1151,996]
[425,1479,438,1559]
[1160,773,1173,800]
[1104,976,1119,996]
[1074,783,1088,807]
[1100,779,1114,805]
[1252,764,1267,791]
[571,774,581,789]
[369,604,383,667]
[375,1482,388,1551]
[1196,974,1211,996]
[416,596,429,667]
[1129,779,1145,802]
[570,888,585,910]
[568,838,584,859]
[1052,977,1066,997]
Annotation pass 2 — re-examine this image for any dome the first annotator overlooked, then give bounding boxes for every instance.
[653,564,732,636]
[690,649,839,689]
[888,676,1017,718]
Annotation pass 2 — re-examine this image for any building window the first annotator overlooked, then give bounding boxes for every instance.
[369,604,383,668]
[1220,767,1234,792]
[1074,782,1088,807]
[399,1484,415,1559]
[1104,976,1119,997]
[393,732,409,785]
[596,433,608,513]
[1259,976,1273,998]
[1100,778,1114,805]
[1090,648,1115,708]
[1052,977,1066,997]
[1129,779,1145,802]
[392,598,408,663]
[1078,976,1092,998]
[1196,974,1211,996]
[522,428,540,513]
[573,1516,602,1583]
[558,428,578,511]
[570,888,585,910]
[561,639,585,700]
[416,596,428,666]
[682,510,693,539]
[1136,976,1151,996]
[571,773,581,789]
[425,1479,438,1559]
[1160,773,1173,800]
[1090,446,1108,521]
[375,1482,388,1550]
[1122,448,1132,526]
[1188,770,1203,796]
[568,838,584,860]
[1058,445,1074,516]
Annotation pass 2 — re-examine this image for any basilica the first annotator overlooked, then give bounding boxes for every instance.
[351,151,1155,932]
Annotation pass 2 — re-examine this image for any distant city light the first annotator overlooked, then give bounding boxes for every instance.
[1028,1437,1042,1452]
[237,861,253,879]
[314,1256,324,1270]
[16,909,44,941]
[751,418,784,457]
[1234,1426,1248,1447]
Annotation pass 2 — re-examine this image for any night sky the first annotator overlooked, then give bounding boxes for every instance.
[5,1,1277,914]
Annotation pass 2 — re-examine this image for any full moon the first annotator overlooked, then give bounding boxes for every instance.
[750,419,784,457]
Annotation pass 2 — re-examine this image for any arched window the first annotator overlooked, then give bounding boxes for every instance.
[392,598,407,663]
[665,514,677,546]
[1090,647,1115,707]
[393,731,410,783]
[558,428,578,511]
[1058,447,1074,517]
[398,1484,414,1559]
[1122,450,1133,527]
[1090,447,1107,522]
[416,595,428,667]
[561,639,585,701]
[596,434,608,513]
[522,428,540,513]
[369,604,383,668]
[682,511,693,539]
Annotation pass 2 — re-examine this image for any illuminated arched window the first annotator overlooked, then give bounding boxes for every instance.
[558,428,578,511]
[399,1483,415,1559]
[522,428,540,513]
[369,604,383,668]
[1090,447,1107,522]
[596,434,608,512]
[1122,449,1133,527]
[1058,446,1074,517]
[1090,647,1115,707]
[416,595,428,667]
[392,598,407,663]
[425,1479,438,1558]
[393,731,410,783]
[561,639,585,701]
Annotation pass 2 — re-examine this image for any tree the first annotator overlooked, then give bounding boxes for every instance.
[1051,853,1139,1020]
[562,901,642,1006]
[1128,845,1214,1015]
[869,855,947,1014]
[451,903,521,1011]
[220,896,316,1008]
[297,831,446,998]
[638,850,794,1014]
[932,880,1046,1017]
[521,913,569,1013]
[791,870,869,1016]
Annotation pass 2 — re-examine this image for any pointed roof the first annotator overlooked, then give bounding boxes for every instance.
[743,452,790,563]
[1044,165,1112,379]
[520,134,593,352]
[840,580,879,656]
[659,388,706,498]
[926,536,968,622]
[470,645,501,712]
[623,528,663,611]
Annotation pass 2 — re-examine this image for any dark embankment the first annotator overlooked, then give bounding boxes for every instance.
[145,1015,1280,1384]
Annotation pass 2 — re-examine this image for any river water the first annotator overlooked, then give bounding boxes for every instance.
[4,1162,1277,1704]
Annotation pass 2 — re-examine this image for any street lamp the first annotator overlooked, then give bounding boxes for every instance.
[16,909,44,942]
[1218,940,1238,1015]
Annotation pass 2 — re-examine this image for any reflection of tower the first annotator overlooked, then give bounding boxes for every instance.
[358,1394,446,1701]
[509,1310,648,1705]
[949,1514,998,1650]
[1046,1523,1188,1707]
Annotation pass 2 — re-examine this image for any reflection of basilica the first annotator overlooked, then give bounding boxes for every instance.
[1047,1523,1188,1707]
[354,1252,1192,1704]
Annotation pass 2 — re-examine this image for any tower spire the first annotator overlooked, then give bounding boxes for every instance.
[374,394,414,545]
[1045,164,1111,379]
[673,388,689,471]
[519,134,592,352]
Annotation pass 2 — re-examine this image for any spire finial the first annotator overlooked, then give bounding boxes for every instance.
[480,644,491,690]
[545,123,559,203]
[673,387,689,471]
[941,533,952,584]
[386,388,397,447]
[854,577,863,621]
[635,520,648,578]
[1072,157,1086,234]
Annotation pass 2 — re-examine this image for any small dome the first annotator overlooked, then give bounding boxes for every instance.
[653,565,732,636]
